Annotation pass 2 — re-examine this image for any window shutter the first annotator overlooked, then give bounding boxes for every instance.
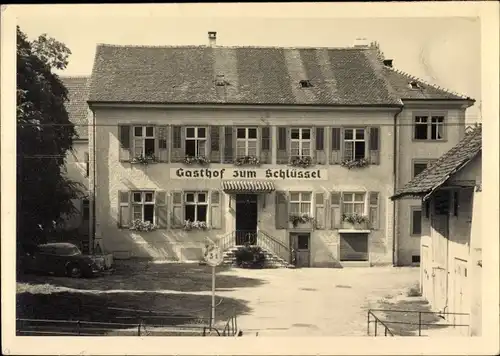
[171,191,184,228]
[330,127,341,164]
[118,125,131,162]
[209,126,221,163]
[275,191,288,229]
[157,126,169,162]
[118,190,130,228]
[210,190,223,229]
[84,152,89,177]
[170,126,184,162]
[277,127,288,164]
[315,127,326,164]
[223,126,233,163]
[260,126,271,164]
[315,192,326,229]
[330,191,342,229]
[369,126,380,165]
[155,190,168,228]
[369,192,380,230]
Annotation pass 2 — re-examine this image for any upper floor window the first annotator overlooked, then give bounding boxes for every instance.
[414,114,445,140]
[132,190,155,223]
[412,159,437,178]
[343,128,365,161]
[290,128,311,158]
[236,128,257,157]
[133,126,155,158]
[185,127,207,158]
[185,191,208,222]
[342,192,365,215]
[289,192,312,214]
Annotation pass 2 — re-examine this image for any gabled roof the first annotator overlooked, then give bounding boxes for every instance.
[88,44,473,106]
[391,125,482,201]
[60,76,90,139]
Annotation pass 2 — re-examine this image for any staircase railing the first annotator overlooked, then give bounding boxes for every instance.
[257,230,290,265]
[214,231,235,252]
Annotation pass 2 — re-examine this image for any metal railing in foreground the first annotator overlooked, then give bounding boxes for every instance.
[367,309,470,336]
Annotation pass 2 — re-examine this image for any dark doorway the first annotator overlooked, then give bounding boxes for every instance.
[235,194,258,245]
[290,233,311,267]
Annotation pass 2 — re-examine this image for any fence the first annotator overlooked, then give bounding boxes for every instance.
[367,309,470,336]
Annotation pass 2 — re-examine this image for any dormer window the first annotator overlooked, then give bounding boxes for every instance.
[300,80,313,88]
[215,74,228,87]
[409,81,421,90]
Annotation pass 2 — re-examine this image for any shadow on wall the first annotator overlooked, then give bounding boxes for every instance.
[17,261,267,292]
[315,232,343,268]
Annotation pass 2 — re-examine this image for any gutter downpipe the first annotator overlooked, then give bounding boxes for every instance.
[392,105,404,267]
[91,108,96,254]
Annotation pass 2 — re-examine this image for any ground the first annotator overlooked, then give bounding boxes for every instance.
[16,261,462,336]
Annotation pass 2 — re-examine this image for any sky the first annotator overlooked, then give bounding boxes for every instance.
[15,4,482,123]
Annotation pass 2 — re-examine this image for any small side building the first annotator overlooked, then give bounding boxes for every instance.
[391,125,482,336]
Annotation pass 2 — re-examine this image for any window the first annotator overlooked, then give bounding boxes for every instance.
[343,128,365,161]
[453,191,459,216]
[133,126,155,158]
[82,199,90,221]
[184,192,208,222]
[414,114,445,140]
[132,191,155,223]
[299,80,313,88]
[236,128,257,157]
[290,128,311,158]
[409,81,421,90]
[412,159,437,178]
[411,207,422,235]
[185,127,207,157]
[289,192,312,215]
[84,152,89,177]
[342,192,365,215]
[412,255,421,263]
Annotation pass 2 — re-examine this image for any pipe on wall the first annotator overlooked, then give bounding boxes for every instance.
[392,106,404,266]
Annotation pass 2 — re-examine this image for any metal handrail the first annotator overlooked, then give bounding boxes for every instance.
[257,230,290,265]
[367,310,394,336]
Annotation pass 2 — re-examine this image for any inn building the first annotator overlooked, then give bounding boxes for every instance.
[85,33,475,267]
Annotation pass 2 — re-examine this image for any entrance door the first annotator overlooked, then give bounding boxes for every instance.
[235,194,258,245]
[290,233,310,268]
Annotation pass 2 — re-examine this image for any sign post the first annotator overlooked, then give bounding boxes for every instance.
[204,241,223,329]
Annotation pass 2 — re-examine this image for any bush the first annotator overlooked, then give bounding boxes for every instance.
[234,245,266,268]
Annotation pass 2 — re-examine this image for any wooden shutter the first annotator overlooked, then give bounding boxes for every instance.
[210,126,221,163]
[330,191,342,229]
[275,191,288,229]
[260,126,271,164]
[156,190,168,228]
[223,126,233,163]
[210,190,223,229]
[315,127,326,164]
[171,191,183,228]
[157,126,169,162]
[118,190,130,228]
[170,126,184,162]
[277,127,288,164]
[369,192,380,230]
[330,127,341,164]
[369,126,380,165]
[315,192,326,229]
[118,125,131,162]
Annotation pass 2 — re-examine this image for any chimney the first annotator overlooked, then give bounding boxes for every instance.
[208,31,217,47]
[353,37,369,48]
[383,59,393,68]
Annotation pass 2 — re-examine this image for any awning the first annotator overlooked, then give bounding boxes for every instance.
[222,180,275,194]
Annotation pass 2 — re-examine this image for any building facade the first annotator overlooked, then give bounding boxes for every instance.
[392,126,482,335]
[85,33,475,266]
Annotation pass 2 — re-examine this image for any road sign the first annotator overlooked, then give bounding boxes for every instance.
[204,244,223,267]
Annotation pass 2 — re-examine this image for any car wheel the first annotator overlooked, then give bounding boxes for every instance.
[67,264,83,278]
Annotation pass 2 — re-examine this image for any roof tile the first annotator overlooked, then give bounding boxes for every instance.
[60,76,90,139]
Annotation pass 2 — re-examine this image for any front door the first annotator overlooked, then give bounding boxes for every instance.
[235,194,258,245]
[290,233,310,268]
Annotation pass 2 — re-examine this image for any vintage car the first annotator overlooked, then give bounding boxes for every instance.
[22,242,103,278]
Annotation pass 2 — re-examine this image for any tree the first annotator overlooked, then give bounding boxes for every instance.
[17,26,83,254]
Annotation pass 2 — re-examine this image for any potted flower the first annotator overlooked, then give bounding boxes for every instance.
[289,156,313,168]
[129,219,158,232]
[131,154,157,165]
[183,220,208,231]
[289,213,315,228]
[341,213,370,230]
[340,158,369,169]
[234,244,266,269]
[183,155,210,165]
[234,156,260,166]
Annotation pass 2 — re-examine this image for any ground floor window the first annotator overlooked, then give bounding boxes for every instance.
[411,207,422,236]
[339,233,369,261]
[132,191,155,223]
[184,191,208,222]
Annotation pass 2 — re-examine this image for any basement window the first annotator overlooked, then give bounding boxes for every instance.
[299,80,313,88]
[412,255,420,264]
[409,81,421,90]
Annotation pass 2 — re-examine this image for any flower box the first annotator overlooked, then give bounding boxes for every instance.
[129,219,158,232]
[184,220,208,231]
[340,213,370,230]
[289,213,315,229]
[340,221,369,230]
[340,158,369,169]
[131,154,157,165]
[289,156,313,168]
[234,156,260,166]
[183,155,210,165]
